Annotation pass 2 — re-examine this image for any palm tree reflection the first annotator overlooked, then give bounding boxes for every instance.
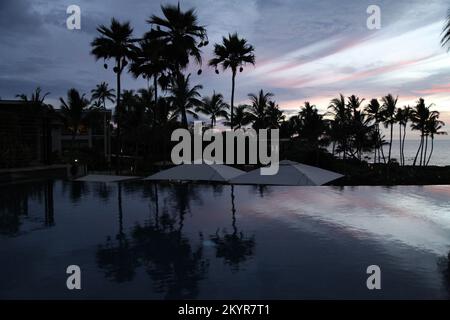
[438,251,450,296]
[210,185,255,272]
[96,183,137,282]
[0,180,55,235]
[96,183,208,299]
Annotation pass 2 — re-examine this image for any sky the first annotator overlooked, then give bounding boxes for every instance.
[1,0,450,134]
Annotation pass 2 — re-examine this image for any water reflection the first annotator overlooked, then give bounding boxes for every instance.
[1,181,450,299]
[0,180,55,235]
[96,183,208,299]
[61,180,90,204]
[438,251,450,293]
[210,186,255,272]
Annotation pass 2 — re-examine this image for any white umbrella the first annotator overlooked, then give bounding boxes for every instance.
[229,160,343,186]
[144,163,245,183]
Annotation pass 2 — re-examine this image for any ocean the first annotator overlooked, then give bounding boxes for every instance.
[378,139,450,166]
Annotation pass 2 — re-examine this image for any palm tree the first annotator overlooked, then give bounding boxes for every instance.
[395,106,413,166]
[16,87,50,106]
[296,102,326,147]
[59,89,95,153]
[91,82,115,109]
[91,18,136,173]
[365,98,384,163]
[16,87,54,164]
[425,117,447,165]
[209,33,255,128]
[167,73,202,127]
[147,3,207,72]
[410,98,438,166]
[91,82,115,161]
[129,37,168,122]
[381,94,398,163]
[265,101,285,129]
[328,94,350,159]
[441,10,450,48]
[196,92,229,127]
[224,104,250,129]
[246,90,274,130]
[347,95,365,114]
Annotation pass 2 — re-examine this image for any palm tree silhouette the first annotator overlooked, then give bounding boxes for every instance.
[16,87,50,105]
[167,73,202,127]
[223,104,250,129]
[246,89,274,130]
[91,82,115,109]
[441,10,450,48]
[347,95,365,114]
[411,98,439,166]
[16,87,54,164]
[147,3,207,73]
[91,18,137,174]
[209,33,255,129]
[381,94,398,163]
[118,90,150,171]
[129,37,168,122]
[196,91,229,128]
[395,106,412,166]
[265,101,285,129]
[425,116,447,165]
[295,102,326,146]
[328,94,350,159]
[365,98,384,163]
[59,88,96,153]
[91,82,115,162]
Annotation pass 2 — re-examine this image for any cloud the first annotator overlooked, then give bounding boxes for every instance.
[0,0,449,123]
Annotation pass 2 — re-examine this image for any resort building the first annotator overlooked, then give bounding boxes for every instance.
[0,100,112,168]
[0,100,52,168]
[51,109,112,161]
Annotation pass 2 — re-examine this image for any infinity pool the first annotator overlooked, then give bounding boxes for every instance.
[0,180,449,299]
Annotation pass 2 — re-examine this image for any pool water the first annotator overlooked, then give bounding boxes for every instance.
[0,180,449,299]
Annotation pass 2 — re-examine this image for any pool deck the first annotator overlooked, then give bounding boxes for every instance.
[0,164,69,183]
[76,174,141,182]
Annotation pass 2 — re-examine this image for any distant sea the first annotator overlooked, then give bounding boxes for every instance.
[376,140,450,166]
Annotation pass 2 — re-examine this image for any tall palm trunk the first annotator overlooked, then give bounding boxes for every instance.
[398,124,402,165]
[413,135,423,166]
[154,75,158,125]
[116,58,122,174]
[181,106,188,128]
[402,123,407,166]
[373,146,377,164]
[423,135,428,166]
[419,131,425,166]
[388,122,393,162]
[230,69,236,129]
[426,136,434,166]
[71,133,76,152]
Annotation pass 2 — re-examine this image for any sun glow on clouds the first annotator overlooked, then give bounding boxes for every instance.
[247,19,450,114]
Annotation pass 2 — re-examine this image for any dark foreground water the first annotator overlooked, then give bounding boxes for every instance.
[0,179,449,299]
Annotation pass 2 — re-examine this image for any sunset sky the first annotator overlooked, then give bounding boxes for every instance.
[1,0,450,128]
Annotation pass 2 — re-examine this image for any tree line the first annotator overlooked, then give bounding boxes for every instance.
[14,4,450,171]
